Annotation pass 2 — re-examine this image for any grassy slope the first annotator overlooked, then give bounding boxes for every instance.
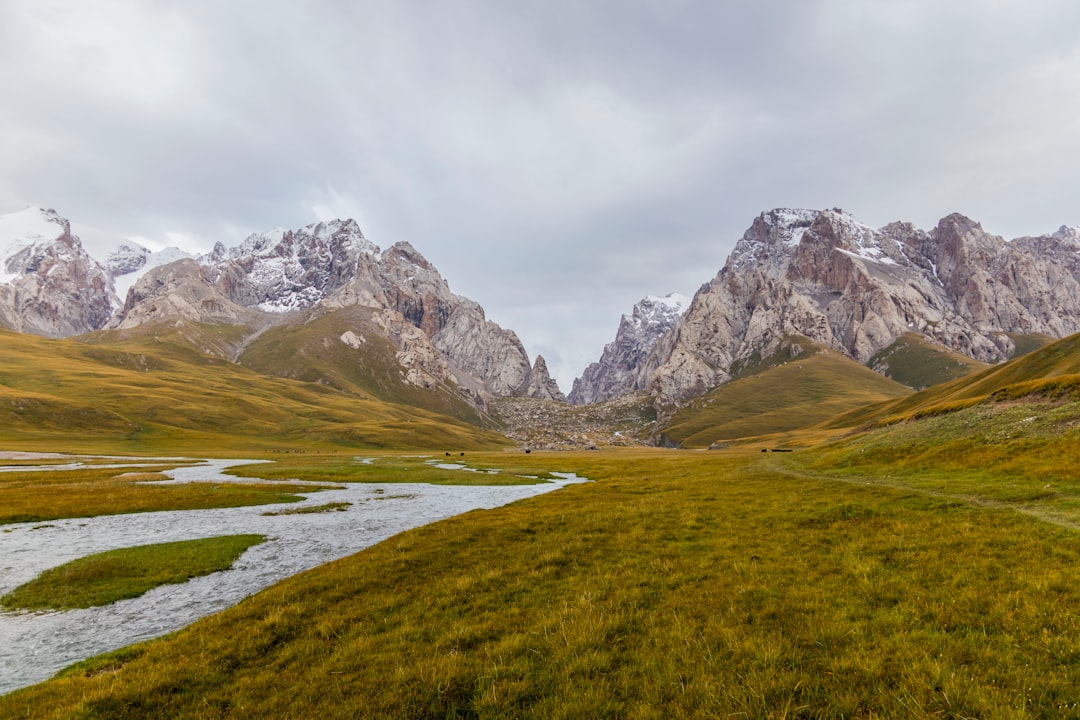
[661,340,911,448]
[6,336,1080,715]
[236,306,489,425]
[7,448,1080,717]
[0,327,507,454]
[826,331,1080,430]
[867,332,989,389]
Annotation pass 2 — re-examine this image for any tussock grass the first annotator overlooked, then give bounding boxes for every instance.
[8,449,1080,717]
[803,395,1080,519]
[1,535,265,610]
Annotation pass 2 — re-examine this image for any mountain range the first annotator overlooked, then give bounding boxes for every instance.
[583,207,1080,408]
[0,207,562,415]
[2,204,1079,448]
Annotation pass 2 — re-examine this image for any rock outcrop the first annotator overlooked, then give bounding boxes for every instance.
[569,293,687,405]
[524,355,567,402]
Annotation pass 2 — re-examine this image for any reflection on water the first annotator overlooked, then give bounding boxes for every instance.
[0,456,585,695]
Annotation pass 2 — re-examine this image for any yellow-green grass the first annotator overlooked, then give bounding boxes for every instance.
[661,344,910,447]
[803,393,1080,514]
[228,453,562,486]
[827,331,1080,430]
[1004,331,1057,359]
[236,306,491,426]
[8,448,1080,717]
[1,535,266,611]
[0,466,322,525]
[868,332,988,389]
[0,327,509,455]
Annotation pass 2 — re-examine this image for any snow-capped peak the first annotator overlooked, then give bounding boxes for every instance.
[0,207,73,282]
[644,292,690,311]
[627,292,689,334]
[1052,225,1080,243]
[0,208,69,283]
[0,207,67,247]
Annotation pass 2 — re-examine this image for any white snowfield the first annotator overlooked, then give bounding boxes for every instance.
[0,208,66,284]
[0,455,586,695]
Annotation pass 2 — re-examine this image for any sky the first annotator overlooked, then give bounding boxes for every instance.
[2,1,1079,392]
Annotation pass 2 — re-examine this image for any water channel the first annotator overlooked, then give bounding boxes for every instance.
[0,455,585,694]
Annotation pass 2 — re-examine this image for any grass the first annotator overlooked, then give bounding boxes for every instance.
[1,535,266,611]
[0,325,510,455]
[867,332,988,389]
[661,341,910,447]
[0,464,322,524]
[827,332,1080,431]
[7,448,1080,717]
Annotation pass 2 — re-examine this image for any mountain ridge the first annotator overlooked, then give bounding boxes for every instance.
[577,207,1080,407]
[0,207,563,412]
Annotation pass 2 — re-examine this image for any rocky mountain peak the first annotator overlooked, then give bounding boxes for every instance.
[1053,225,1080,242]
[575,207,1080,407]
[0,207,117,337]
[569,292,688,405]
[197,217,378,313]
[525,354,566,402]
[105,242,151,278]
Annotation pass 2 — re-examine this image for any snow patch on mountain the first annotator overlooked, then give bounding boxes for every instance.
[0,208,69,283]
[112,246,194,302]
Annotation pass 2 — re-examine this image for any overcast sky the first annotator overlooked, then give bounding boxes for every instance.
[2,1,1079,391]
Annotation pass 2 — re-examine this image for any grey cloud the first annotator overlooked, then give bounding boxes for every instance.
[3,0,1079,390]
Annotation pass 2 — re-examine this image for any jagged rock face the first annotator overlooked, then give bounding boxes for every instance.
[569,293,688,405]
[113,259,267,329]
[105,242,150,277]
[525,355,566,402]
[0,208,117,337]
[109,217,547,400]
[639,208,1080,405]
[376,242,535,397]
[202,219,379,312]
[370,308,455,390]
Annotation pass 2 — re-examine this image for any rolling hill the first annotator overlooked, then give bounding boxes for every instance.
[655,337,913,448]
[0,327,508,454]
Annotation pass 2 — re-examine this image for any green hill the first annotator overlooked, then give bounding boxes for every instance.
[659,338,912,448]
[0,327,507,454]
[867,332,989,389]
[825,331,1080,430]
[236,306,488,425]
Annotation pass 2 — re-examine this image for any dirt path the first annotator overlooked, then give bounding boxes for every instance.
[761,454,1080,532]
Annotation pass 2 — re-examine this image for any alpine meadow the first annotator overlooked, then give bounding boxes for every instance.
[3,200,1080,718]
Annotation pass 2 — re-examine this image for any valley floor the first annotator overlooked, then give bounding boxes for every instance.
[3,448,1080,718]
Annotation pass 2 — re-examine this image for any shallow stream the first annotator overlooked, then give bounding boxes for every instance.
[0,455,584,694]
